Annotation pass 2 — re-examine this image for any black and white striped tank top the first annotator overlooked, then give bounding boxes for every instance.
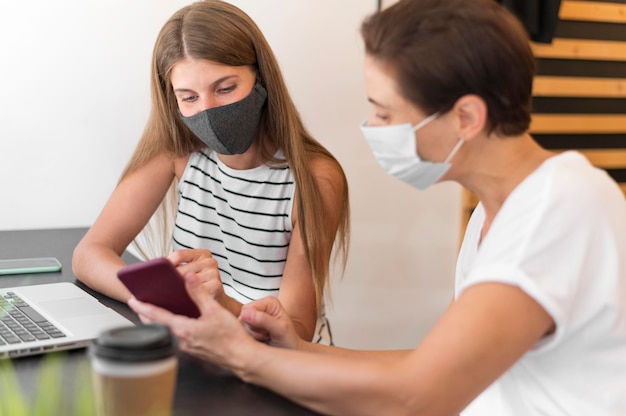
[172,149,333,344]
[173,148,294,303]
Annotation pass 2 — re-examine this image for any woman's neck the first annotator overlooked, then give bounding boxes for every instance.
[463,133,554,229]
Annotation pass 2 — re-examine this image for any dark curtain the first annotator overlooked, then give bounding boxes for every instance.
[496,0,562,43]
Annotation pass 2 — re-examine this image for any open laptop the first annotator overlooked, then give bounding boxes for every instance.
[0,282,134,359]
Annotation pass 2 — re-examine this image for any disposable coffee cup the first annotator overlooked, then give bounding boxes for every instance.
[89,324,178,416]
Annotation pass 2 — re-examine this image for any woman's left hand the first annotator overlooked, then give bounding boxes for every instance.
[239,297,303,350]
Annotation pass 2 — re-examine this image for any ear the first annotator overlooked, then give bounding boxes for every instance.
[452,95,487,142]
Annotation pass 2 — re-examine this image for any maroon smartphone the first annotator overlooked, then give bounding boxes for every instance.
[117,257,201,318]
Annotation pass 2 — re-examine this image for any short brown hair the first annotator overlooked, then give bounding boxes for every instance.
[361,0,535,136]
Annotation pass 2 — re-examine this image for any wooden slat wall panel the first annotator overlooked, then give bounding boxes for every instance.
[533,76,626,97]
[559,1,626,24]
[531,39,626,61]
[580,149,626,168]
[460,0,626,243]
[530,114,626,133]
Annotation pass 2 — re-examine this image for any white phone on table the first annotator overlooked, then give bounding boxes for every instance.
[0,257,63,276]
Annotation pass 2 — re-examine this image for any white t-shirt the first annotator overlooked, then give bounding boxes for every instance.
[456,151,626,415]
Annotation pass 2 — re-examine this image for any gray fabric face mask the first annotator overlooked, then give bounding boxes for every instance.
[179,83,267,155]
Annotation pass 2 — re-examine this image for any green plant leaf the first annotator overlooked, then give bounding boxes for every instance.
[0,352,95,416]
[30,353,64,415]
[0,358,29,416]
[71,359,96,416]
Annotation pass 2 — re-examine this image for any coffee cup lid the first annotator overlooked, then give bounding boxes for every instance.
[90,324,175,362]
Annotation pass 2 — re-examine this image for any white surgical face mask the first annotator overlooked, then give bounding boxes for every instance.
[360,113,463,190]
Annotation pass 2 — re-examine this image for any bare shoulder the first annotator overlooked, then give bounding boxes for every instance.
[125,150,178,176]
[129,150,190,180]
[119,151,186,195]
[308,155,346,197]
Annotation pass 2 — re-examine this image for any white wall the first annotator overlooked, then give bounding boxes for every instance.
[0,0,460,349]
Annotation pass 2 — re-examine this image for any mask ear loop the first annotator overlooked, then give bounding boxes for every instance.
[444,137,464,163]
[412,112,440,132]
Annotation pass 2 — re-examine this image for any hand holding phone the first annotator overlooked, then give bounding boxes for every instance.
[117,257,201,318]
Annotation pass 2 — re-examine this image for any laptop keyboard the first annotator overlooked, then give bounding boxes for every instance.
[0,292,66,346]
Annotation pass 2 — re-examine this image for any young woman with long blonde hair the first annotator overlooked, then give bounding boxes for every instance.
[73,0,349,344]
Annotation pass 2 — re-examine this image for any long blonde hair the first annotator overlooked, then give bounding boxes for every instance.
[123,0,350,307]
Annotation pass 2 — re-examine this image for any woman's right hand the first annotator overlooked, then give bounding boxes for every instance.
[167,249,225,303]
